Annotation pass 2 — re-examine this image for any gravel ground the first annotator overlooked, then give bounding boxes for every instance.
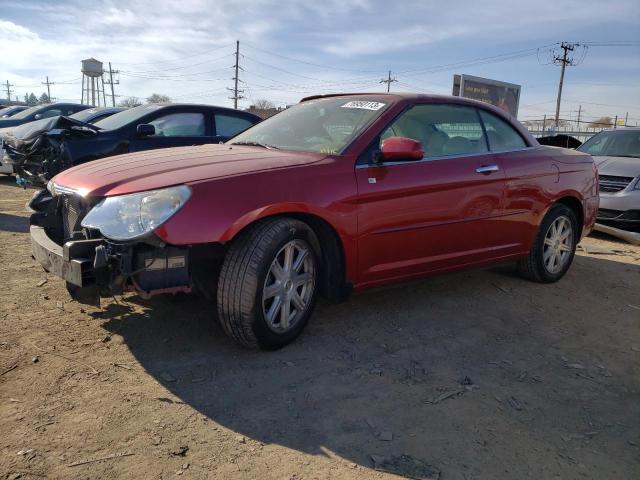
[1,175,639,480]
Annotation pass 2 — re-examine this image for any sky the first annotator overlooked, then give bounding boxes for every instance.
[1,0,639,125]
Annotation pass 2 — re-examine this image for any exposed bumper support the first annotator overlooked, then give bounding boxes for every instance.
[30,225,99,287]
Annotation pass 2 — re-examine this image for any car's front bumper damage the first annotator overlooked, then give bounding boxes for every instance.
[29,190,197,306]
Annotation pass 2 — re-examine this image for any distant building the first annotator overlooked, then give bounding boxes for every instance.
[244,105,286,119]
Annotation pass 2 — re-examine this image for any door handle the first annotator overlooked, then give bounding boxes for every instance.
[475,165,500,174]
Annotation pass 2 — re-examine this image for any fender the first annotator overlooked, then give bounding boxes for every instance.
[219,202,345,242]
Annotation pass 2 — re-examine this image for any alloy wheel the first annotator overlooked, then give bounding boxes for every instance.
[262,239,316,333]
[543,215,574,274]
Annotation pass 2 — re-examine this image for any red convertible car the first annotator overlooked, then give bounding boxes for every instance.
[30,93,598,349]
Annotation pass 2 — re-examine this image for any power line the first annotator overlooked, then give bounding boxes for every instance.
[119,53,233,74]
[399,44,559,77]
[242,42,382,74]
[119,67,230,80]
[115,42,235,66]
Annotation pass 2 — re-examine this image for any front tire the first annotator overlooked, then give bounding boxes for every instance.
[517,204,578,283]
[217,218,320,350]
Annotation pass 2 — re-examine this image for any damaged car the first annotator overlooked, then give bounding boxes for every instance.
[1,103,92,176]
[2,107,123,185]
[29,93,598,350]
[3,103,260,187]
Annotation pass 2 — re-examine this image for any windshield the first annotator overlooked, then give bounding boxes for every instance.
[0,106,21,117]
[70,108,103,123]
[578,130,640,158]
[9,105,44,120]
[93,104,162,130]
[228,97,390,154]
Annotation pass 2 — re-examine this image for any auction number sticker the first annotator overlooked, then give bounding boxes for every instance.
[341,101,386,111]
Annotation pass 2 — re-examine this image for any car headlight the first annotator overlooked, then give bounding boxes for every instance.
[81,185,191,241]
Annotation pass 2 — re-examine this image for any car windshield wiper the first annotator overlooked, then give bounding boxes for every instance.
[232,141,279,150]
[604,154,640,158]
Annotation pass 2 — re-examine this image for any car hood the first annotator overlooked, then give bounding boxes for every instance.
[0,126,14,143]
[52,143,327,197]
[594,156,640,178]
[5,115,99,144]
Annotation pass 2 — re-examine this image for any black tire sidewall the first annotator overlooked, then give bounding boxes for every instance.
[534,205,578,282]
[251,221,320,350]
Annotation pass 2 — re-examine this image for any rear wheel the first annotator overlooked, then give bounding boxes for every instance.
[217,218,320,350]
[517,204,578,283]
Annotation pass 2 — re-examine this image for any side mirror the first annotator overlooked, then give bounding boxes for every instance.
[34,114,42,120]
[378,136,424,162]
[136,124,155,137]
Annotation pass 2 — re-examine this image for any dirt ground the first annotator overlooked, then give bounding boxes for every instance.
[0,175,639,480]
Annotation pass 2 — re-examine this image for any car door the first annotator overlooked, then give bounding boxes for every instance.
[356,103,510,286]
[478,109,551,252]
[128,108,212,152]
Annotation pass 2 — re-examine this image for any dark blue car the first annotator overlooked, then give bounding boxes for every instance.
[3,103,261,187]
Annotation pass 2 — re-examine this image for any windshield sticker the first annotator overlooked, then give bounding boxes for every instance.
[341,101,386,111]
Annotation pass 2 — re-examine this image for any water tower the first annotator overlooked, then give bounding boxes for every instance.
[81,58,107,106]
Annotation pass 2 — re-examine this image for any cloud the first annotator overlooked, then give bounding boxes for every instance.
[0,0,638,116]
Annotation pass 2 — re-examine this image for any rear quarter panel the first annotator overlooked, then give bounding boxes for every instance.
[501,145,597,253]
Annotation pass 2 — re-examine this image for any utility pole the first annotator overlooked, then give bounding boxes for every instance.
[576,105,582,128]
[42,76,53,102]
[228,40,244,109]
[553,42,579,127]
[380,70,397,92]
[624,112,628,127]
[4,80,14,102]
[105,62,120,107]
[542,115,547,133]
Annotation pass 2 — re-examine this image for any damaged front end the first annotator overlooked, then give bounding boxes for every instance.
[3,116,99,188]
[29,187,206,306]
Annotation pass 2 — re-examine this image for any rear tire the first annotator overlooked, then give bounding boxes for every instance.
[517,203,578,283]
[217,218,320,350]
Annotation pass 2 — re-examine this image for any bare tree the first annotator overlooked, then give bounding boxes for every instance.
[253,99,275,110]
[146,93,171,104]
[587,116,613,128]
[118,96,142,108]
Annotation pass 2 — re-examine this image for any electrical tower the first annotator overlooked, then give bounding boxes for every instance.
[104,62,120,107]
[380,70,397,92]
[4,80,14,102]
[228,40,244,109]
[552,42,582,127]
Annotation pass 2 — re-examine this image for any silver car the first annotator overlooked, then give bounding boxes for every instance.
[577,128,640,231]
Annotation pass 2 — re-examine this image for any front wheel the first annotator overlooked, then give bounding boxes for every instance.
[517,204,578,283]
[217,218,320,350]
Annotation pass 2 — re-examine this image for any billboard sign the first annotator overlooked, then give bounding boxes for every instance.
[452,74,521,117]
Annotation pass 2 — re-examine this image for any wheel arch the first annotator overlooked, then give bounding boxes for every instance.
[554,195,584,237]
[221,205,351,302]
